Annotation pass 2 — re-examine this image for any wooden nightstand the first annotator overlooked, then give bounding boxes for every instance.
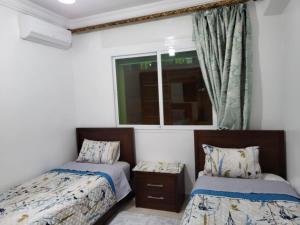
[133,161,185,212]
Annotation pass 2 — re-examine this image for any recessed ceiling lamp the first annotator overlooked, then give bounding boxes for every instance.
[58,0,76,4]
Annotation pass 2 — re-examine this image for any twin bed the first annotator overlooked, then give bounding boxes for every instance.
[0,128,136,225]
[1,129,299,225]
[182,130,300,225]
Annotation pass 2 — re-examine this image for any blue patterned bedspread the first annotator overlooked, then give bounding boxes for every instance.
[0,168,117,225]
[181,177,300,225]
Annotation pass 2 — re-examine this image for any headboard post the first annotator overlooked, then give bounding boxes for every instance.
[76,128,136,175]
[194,130,286,179]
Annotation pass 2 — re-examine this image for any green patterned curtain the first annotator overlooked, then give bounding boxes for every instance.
[193,3,251,130]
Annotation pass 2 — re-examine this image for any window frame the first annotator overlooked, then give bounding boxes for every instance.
[112,49,217,130]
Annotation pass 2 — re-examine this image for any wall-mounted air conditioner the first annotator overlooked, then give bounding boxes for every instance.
[19,15,72,49]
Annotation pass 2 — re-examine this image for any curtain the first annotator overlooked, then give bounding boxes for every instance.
[193,3,251,130]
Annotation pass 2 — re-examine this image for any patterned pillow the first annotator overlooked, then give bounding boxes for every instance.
[76,139,105,163]
[202,144,261,179]
[101,141,120,164]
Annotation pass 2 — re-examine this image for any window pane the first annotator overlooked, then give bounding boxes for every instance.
[115,56,159,125]
[161,51,212,125]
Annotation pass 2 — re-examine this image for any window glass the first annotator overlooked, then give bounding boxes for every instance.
[161,51,212,125]
[115,56,160,125]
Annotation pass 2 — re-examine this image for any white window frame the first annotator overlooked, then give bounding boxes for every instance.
[112,49,217,130]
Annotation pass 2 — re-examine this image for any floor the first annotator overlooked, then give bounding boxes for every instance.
[111,198,187,221]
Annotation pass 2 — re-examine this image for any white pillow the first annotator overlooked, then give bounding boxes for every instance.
[261,173,287,182]
[100,141,120,164]
[76,139,104,163]
[203,144,261,179]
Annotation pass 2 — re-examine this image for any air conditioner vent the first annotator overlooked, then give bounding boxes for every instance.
[19,15,72,49]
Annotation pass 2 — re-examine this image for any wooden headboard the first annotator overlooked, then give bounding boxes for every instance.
[76,128,136,172]
[194,130,286,179]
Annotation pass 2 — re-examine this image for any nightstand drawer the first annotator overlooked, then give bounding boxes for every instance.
[135,175,175,193]
[136,189,177,211]
[136,189,175,204]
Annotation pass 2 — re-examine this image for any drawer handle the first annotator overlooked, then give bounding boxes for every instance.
[147,196,165,200]
[147,184,164,188]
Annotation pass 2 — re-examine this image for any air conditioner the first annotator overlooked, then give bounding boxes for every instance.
[19,15,72,49]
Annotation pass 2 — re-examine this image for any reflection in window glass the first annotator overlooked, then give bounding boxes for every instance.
[161,51,212,125]
[115,56,159,125]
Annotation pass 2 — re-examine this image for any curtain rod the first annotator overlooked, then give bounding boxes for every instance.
[71,0,253,34]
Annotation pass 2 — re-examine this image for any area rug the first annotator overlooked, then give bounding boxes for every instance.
[109,211,180,225]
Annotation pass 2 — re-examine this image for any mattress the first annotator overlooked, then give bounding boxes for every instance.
[0,161,131,225]
[114,161,131,181]
[181,176,300,225]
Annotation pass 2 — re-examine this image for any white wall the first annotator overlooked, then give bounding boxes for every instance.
[0,6,77,192]
[282,0,300,192]
[71,1,289,193]
[249,0,285,130]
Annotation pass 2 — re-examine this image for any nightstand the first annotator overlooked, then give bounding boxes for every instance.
[133,161,185,212]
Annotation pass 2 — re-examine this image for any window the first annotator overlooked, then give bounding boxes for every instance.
[114,50,213,127]
[115,55,159,125]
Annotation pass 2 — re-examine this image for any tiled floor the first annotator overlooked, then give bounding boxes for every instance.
[114,198,187,221]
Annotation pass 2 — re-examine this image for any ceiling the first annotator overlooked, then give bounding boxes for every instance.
[29,0,165,19]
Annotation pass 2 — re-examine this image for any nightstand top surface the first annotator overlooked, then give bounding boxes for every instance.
[133,161,184,174]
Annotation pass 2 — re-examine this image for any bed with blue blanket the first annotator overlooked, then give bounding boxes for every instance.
[181,176,300,225]
[0,161,131,225]
[182,130,300,225]
[0,128,136,225]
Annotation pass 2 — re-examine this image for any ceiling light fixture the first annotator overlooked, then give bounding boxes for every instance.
[58,0,76,4]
